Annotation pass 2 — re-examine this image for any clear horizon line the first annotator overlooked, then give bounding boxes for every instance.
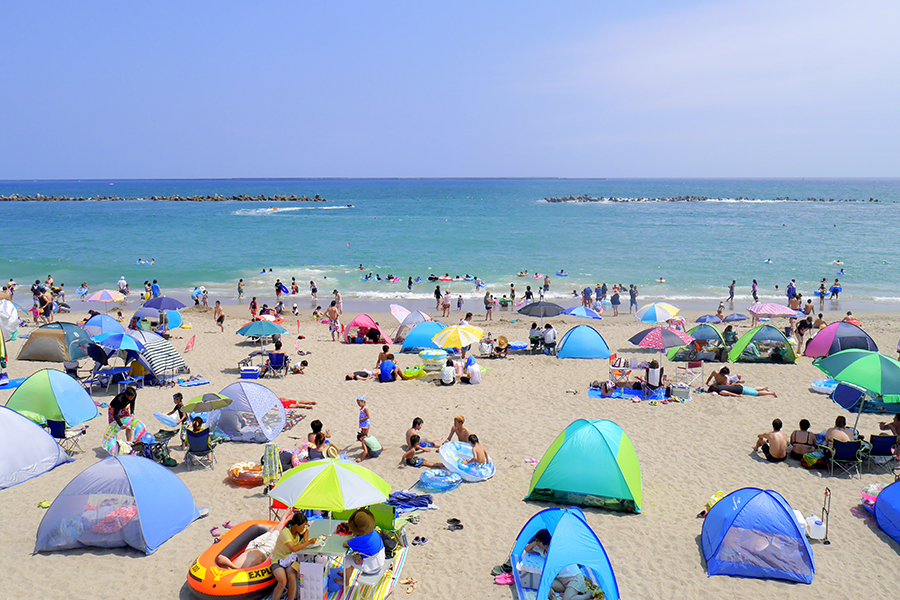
[2,176,900,183]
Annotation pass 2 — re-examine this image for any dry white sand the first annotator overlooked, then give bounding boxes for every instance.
[1,302,899,600]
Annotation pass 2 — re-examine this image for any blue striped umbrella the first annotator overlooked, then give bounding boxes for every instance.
[92,332,145,352]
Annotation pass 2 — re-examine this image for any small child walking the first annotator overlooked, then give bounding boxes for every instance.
[456,295,464,311]
[357,395,371,435]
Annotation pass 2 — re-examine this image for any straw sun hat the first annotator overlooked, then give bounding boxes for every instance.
[347,508,376,536]
[496,336,509,349]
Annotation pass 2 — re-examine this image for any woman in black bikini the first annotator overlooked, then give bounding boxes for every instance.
[789,419,817,460]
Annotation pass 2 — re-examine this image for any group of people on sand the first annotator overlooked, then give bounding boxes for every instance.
[705,366,777,397]
[753,412,900,463]
[399,415,489,469]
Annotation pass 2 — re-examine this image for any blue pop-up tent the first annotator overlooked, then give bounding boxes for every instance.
[0,406,71,490]
[701,488,814,583]
[511,508,619,600]
[874,479,900,547]
[556,325,611,359]
[34,455,201,554]
[400,321,447,352]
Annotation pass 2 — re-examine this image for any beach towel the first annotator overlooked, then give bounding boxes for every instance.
[387,491,436,513]
[262,443,282,486]
[282,410,305,432]
[178,377,210,387]
[588,386,668,400]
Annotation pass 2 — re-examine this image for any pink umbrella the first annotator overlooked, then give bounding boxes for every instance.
[390,304,411,323]
[628,326,695,362]
[747,303,801,318]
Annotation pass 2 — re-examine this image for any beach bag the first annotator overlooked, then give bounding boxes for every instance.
[377,528,399,559]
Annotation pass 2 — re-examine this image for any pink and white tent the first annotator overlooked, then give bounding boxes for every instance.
[343,314,393,344]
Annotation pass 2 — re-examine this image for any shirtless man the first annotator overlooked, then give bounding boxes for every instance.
[753,419,787,463]
[705,366,732,390]
[825,415,855,445]
[213,300,225,332]
[406,417,438,449]
[446,415,471,443]
[812,313,827,329]
[375,345,390,368]
[463,434,489,465]
[325,301,341,341]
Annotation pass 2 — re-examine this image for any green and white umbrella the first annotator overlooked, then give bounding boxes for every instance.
[183,393,232,414]
[269,458,390,512]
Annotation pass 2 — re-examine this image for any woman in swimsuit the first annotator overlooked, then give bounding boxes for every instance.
[789,419,817,460]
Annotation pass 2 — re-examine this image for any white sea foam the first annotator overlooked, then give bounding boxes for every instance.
[231,205,352,216]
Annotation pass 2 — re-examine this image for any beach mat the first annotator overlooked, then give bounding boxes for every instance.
[0,377,28,390]
[588,386,668,400]
[178,378,210,387]
[283,410,306,432]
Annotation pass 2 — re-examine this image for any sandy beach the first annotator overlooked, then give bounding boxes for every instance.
[1,301,899,600]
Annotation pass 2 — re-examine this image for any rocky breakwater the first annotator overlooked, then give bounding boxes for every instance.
[0,193,328,202]
[545,194,887,203]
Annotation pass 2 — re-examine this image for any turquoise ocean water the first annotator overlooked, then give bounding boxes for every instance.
[1,178,899,311]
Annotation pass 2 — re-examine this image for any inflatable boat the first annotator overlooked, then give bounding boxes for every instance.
[187,520,277,600]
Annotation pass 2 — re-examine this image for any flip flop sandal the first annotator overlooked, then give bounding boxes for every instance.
[445,523,464,531]
[400,578,416,586]
[222,521,234,529]
[417,537,428,546]
[406,581,417,594]
[446,518,461,526]
[412,536,422,545]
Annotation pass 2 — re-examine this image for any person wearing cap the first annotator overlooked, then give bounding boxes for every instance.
[291,303,299,316]
[117,276,128,294]
[342,508,385,587]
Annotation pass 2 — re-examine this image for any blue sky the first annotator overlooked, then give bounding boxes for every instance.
[1,1,898,178]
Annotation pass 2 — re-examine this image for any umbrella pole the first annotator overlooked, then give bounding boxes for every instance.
[852,398,867,432]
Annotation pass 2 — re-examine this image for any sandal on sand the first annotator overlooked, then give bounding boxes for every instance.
[446,518,461,526]
[445,523,463,531]
[406,581,418,594]
[222,521,234,529]
[494,573,514,585]
[400,578,416,585]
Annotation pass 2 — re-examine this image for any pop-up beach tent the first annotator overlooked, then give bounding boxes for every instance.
[343,314,393,344]
[556,325,611,359]
[728,325,796,363]
[872,480,900,547]
[400,321,446,352]
[0,406,71,489]
[511,508,619,600]
[701,488,814,583]
[17,322,93,362]
[393,310,433,343]
[212,382,285,442]
[122,331,187,384]
[804,322,878,358]
[0,299,19,340]
[5,369,98,427]
[667,324,725,361]
[526,419,642,513]
[34,455,201,554]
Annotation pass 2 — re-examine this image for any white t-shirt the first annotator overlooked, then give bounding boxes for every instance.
[466,364,481,384]
[557,564,581,578]
[440,366,455,384]
[543,328,557,344]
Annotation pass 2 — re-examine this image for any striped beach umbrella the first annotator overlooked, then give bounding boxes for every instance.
[269,458,390,512]
[85,289,125,303]
[634,303,680,323]
[813,350,900,398]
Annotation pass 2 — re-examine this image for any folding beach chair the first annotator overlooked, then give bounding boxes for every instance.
[826,439,863,479]
[47,420,87,456]
[609,354,631,386]
[263,352,289,378]
[676,361,703,388]
[185,428,216,470]
[867,434,897,475]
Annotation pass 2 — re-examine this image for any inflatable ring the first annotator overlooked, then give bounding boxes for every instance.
[403,365,426,379]
[439,441,495,482]
[187,520,277,600]
[102,416,147,456]
[228,462,264,487]
[555,272,568,277]
[419,469,462,491]
[291,443,311,467]
[811,378,838,395]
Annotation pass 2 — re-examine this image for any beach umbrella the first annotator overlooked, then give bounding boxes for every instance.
[432,325,484,349]
[143,296,185,311]
[629,327,695,362]
[747,303,799,318]
[82,314,126,338]
[562,306,603,320]
[85,289,125,312]
[183,393,232,414]
[236,321,288,338]
[127,330,165,345]
[723,313,748,323]
[92,332,145,353]
[518,301,564,327]
[269,458,390,512]
[634,302,680,323]
[813,350,900,398]
[83,342,110,366]
[696,315,723,324]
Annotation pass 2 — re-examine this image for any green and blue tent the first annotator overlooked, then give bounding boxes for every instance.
[526,419,642,513]
[728,324,796,363]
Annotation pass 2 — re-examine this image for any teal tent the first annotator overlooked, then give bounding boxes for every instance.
[511,508,619,600]
[556,325,611,359]
[526,419,642,513]
[728,325,796,363]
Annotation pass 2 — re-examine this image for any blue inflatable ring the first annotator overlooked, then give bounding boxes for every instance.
[418,469,462,491]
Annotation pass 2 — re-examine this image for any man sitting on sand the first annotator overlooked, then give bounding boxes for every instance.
[753,419,787,463]
[399,435,441,469]
[406,417,438,448]
[463,434,489,465]
[378,354,403,382]
[446,415,472,443]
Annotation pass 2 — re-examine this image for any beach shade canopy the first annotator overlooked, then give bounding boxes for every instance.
[5,369,98,427]
[34,455,201,554]
[696,315,723,324]
[92,332,145,353]
[628,327,694,351]
[183,393,232,414]
[667,324,725,360]
[526,419,642,513]
[82,314,125,338]
[17,322,93,362]
[120,335,185,385]
[561,306,603,320]
[701,488,815,584]
[131,306,159,322]
[143,296,185,311]
[85,289,125,303]
[400,321,447,352]
[511,508,620,600]
[728,325,796,363]
[0,299,19,340]
[804,322,878,358]
[517,301,564,318]
[236,320,289,338]
[212,382,285,442]
[723,313,748,323]
[393,310,434,342]
[747,303,800,318]
[432,325,483,349]
[390,304,411,323]
[342,314,393,344]
[127,329,165,346]
[0,406,71,490]
[813,350,900,398]
[873,480,900,547]
[556,326,611,359]
[269,458,390,512]
[634,302,679,323]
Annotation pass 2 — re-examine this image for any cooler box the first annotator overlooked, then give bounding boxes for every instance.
[671,386,691,400]
[240,366,260,379]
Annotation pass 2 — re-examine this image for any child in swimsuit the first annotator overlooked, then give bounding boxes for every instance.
[357,396,371,435]
[399,435,440,469]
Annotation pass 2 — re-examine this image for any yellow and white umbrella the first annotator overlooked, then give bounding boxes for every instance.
[432,325,484,349]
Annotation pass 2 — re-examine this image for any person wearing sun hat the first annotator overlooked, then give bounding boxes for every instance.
[342,508,385,587]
